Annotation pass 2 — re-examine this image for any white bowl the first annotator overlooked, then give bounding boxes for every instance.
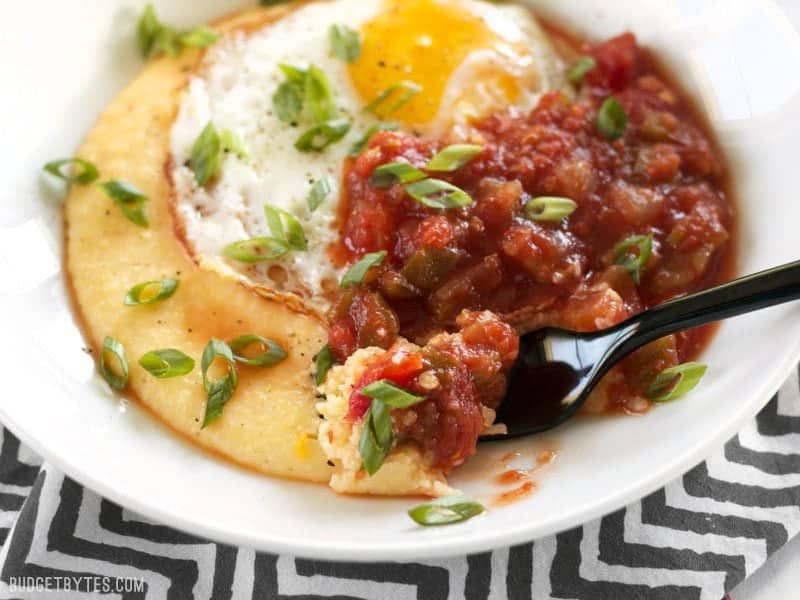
[1,0,799,561]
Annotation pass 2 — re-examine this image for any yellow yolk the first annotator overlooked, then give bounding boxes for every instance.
[350,0,535,127]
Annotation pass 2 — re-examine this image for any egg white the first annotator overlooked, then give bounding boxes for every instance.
[169,0,562,309]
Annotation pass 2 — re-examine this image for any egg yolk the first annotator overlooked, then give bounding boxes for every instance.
[350,0,533,127]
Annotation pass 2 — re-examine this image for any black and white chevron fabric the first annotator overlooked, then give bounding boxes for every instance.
[0,367,797,599]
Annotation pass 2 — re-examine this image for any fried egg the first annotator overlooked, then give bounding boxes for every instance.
[169,0,564,311]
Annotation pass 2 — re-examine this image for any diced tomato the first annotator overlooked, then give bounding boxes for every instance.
[347,345,424,419]
[587,33,640,92]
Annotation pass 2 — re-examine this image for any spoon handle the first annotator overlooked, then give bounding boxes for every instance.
[617,259,800,352]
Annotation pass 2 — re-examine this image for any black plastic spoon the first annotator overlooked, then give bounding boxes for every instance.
[483,260,800,440]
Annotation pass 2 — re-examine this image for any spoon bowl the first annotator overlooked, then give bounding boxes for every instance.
[485,259,800,440]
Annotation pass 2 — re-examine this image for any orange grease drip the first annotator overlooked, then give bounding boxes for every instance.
[495,469,529,485]
[500,451,522,463]
[490,448,558,506]
[495,481,537,506]
[536,450,557,467]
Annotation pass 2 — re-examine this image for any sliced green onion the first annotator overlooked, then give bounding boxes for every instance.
[139,349,195,378]
[155,27,180,58]
[358,382,426,476]
[264,205,307,251]
[228,334,287,367]
[568,55,596,83]
[613,234,653,285]
[137,4,162,57]
[364,81,422,118]
[523,196,578,222]
[307,177,331,212]
[360,379,426,408]
[329,24,361,63]
[340,251,387,287]
[98,180,148,227]
[190,122,222,186]
[597,96,628,140]
[273,80,305,124]
[43,158,100,185]
[295,118,352,152]
[647,362,707,403]
[408,495,485,526]
[179,26,219,49]
[100,336,129,391]
[201,339,239,427]
[358,399,393,476]
[137,4,218,58]
[405,178,473,210]
[349,122,399,156]
[124,278,179,306]
[314,344,335,386]
[305,65,339,124]
[425,144,483,172]
[369,162,426,188]
[279,63,308,85]
[223,237,289,263]
[220,129,249,159]
[273,63,339,127]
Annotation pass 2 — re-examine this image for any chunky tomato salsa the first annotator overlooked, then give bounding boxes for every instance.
[326,33,734,473]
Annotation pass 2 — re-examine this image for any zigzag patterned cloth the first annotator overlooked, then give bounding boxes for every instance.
[0,368,797,599]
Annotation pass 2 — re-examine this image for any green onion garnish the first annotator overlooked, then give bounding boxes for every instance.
[279,63,307,84]
[313,344,335,386]
[137,4,162,57]
[523,196,578,222]
[100,336,129,391]
[307,177,332,212]
[190,122,222,186]
[340,251,387,287]
[647,362,707,403]
[408,495,485,526]
[613,234,653,284]
[223,237,289,263]
[425,144,483,172]
[220,129,249,159]
[349,122,399,157]
[358,380,425,475]
[201,339,239,427]
[359,398,393,476]
[42,158,100,185]
[273,62,343,130]
[405,178,473,210]
[369,162,426,188]
[228,334,288,368]
[137,4,218,58]
[264,205,307,251]
[155,28,181,58]
[305,65,339,124]
[179,26,219,49]
[124,278,179,306]
[295,118,352,152]
[139,349,195,378]
[567,55,597,83]
[597,96,628,140]
[273,80,305,124]
[98,180,149,227]
[329,24,361,63]
[361,379,426,408]
[364,81,422,118]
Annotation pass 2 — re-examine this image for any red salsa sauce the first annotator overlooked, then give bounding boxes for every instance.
[327,32,735,472]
